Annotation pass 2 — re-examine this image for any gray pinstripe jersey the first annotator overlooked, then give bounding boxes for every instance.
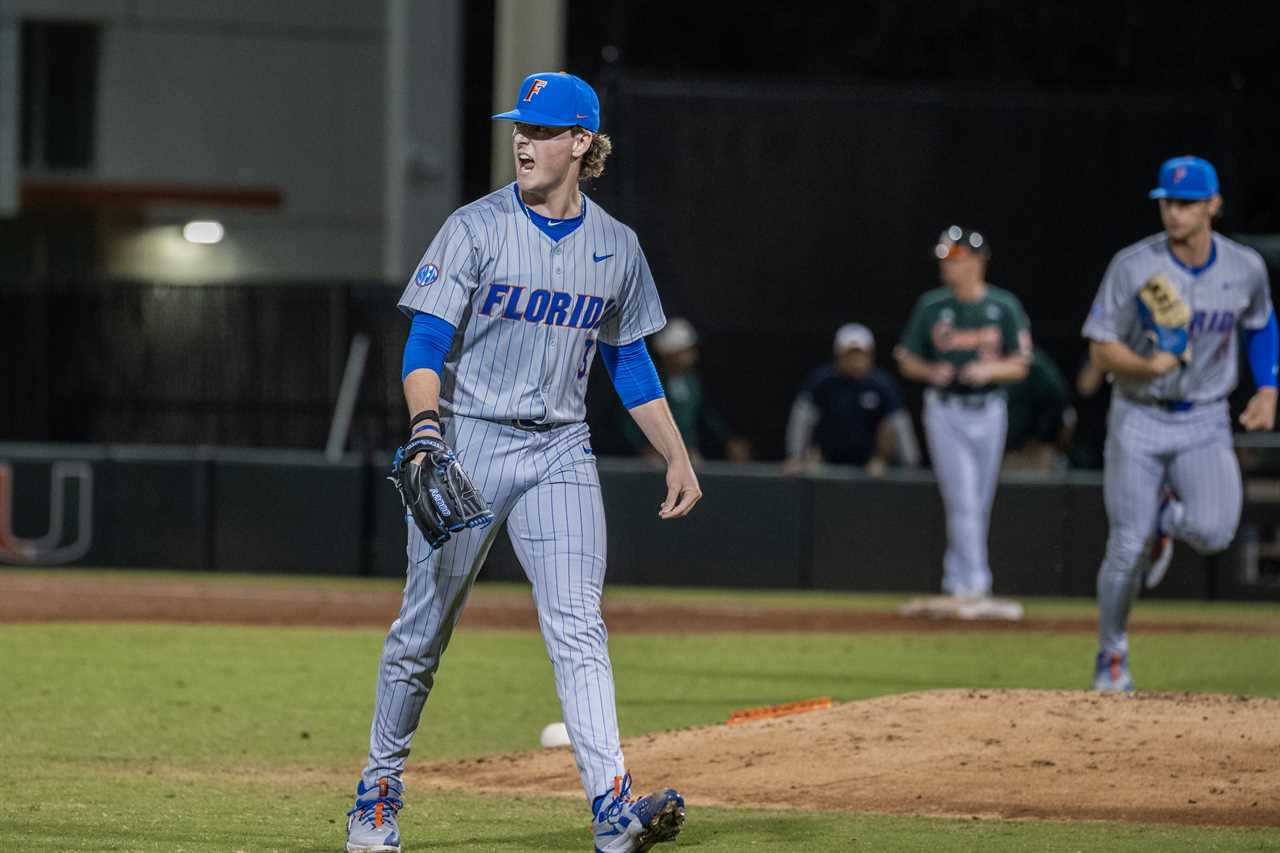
[398,184,667,423]
[1082,232,1272,402]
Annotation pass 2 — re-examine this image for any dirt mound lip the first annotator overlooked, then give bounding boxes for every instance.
[1,573,1276,635]
[416,689,1280,827]
[5,572,1278,826]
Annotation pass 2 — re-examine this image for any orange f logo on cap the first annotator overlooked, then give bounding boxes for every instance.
[523,79,548,102]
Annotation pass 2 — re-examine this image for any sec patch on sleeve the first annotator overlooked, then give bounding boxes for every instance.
[415,264,441,287]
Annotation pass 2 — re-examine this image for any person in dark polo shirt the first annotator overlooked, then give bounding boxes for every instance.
[785,323,918,475]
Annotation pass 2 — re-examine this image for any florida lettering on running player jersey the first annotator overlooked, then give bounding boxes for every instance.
[1188,310,1236,336]
[1083,232,1272,403]
[397,184,666,423]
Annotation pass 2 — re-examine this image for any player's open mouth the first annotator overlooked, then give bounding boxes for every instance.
[517,153,535,173]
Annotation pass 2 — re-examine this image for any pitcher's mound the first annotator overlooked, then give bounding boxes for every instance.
[419,689,1280,826]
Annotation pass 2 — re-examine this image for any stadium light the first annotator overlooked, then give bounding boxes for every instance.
[182,220,225,244]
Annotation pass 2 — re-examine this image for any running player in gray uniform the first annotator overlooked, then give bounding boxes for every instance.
[1083,155,1277,691]
[896,228,1032,616]
[345,72,699,853]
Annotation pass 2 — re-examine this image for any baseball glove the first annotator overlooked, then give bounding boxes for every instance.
[1136,273,1191,358]
[389,436,494,549]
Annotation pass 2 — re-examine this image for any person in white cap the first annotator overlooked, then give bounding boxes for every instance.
[785,323,918,475]
[623,318,752,462]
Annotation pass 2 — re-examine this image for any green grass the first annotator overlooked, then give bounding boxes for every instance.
[4,777,1276,852]
[1,574,1279,851]
[3,624,1279,768]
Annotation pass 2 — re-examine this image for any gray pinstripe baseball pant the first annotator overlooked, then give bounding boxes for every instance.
[362,415,624,802]
[1098,396,1241,654]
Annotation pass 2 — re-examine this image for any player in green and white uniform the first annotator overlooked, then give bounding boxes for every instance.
[896,227,1032,606]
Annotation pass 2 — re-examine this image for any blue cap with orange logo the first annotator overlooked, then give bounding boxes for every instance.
[492,72,600,132]
[1149,156,1219,200]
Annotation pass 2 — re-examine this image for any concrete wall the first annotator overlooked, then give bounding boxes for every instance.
[5,0,463,282]
[2,443,1274,602]
[384,0,464,279]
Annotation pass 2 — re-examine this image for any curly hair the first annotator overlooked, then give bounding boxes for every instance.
[577,130,613,182]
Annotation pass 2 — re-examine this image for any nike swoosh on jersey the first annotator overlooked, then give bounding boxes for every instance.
[593,252,614,263]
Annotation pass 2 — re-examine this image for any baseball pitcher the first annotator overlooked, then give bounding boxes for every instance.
[345,72,699,853]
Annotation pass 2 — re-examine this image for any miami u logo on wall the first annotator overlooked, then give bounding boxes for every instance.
[0,461,94,565]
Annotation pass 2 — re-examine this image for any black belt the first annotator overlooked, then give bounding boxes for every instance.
[506,418,562,432]
[1123,395,1220,413]
[934,391,995,409]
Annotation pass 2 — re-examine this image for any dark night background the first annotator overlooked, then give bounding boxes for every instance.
[4,0,1280,460]
[569,0,1280,458]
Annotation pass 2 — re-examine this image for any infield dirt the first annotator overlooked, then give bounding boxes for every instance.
[420,689,1280,827]
[1,573,1274,635]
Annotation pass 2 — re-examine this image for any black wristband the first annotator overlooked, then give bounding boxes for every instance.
[410,409,440,429]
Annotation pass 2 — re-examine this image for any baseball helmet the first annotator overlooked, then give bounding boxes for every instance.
[934,225,990,260]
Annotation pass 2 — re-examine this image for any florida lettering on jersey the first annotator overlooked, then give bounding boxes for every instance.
[397,184,666,423]
[1083,233,1272,403]
[477,284,614,330]
[1188,310,1236,336]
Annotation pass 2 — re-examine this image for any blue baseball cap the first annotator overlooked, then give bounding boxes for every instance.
[492,72,600,132]
[1149,156,1219,200]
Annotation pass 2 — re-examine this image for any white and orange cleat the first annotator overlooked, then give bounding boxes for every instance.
[591,772,685,853]
[346,777,402,853]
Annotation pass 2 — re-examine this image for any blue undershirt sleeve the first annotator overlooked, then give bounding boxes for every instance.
[1245,310,1279,389]
[597,339,665,409]
[401,312,458,381]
